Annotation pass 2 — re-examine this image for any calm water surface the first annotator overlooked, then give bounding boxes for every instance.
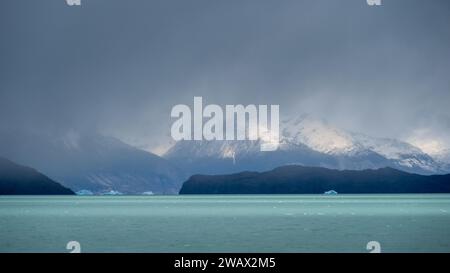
[1,194,450,253]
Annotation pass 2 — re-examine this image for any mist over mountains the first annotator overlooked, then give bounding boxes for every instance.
[165,114,450,177]
[1,1,450,196]
[1,114,449,194]
[0,131,185,194]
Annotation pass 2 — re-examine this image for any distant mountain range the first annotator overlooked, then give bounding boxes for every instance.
[1,115,449,195]
[165,114,450,176]
[179,165,450,194]
[0,157,73,195]
[0,131,185,194]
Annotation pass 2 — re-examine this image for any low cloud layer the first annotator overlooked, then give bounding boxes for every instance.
[1,0,449,154]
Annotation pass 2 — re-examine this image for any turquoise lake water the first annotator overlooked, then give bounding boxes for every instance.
[1,194,450,253]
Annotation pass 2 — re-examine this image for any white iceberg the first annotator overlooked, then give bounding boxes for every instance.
[324,190,338,195]
[102,190,123,196]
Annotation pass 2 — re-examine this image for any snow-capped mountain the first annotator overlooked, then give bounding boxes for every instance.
[165,114,448,176]
[281,115,441,173]
[282,114,359,155]
[439,150,450,162]
[1,115,446,194]
[429,148,450,166]
[0,131,185,194]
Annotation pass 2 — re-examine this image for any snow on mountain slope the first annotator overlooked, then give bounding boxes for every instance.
[282,115,420,157]
[350,133,439,172]
[438,149,450,162]
[165,114,446,175]
[430,149,450,165]
[281,115,361,155]
[280,114,441,173]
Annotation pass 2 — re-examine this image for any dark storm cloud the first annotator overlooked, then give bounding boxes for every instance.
[1,0,450,152]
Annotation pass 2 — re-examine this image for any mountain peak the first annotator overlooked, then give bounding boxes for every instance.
[281,114,357,155]
[166,113,447,176]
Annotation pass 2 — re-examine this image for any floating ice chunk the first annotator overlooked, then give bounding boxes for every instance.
[102,190,123,196]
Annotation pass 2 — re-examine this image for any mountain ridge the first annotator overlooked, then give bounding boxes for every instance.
[0,131,186,194]
[0,157,74,195]
[166,114,449,176]
[179,165,450,194]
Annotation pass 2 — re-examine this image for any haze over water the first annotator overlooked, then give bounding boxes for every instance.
[1,194,450,253]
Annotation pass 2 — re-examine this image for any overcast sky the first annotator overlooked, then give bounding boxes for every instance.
[1,0,449,154]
